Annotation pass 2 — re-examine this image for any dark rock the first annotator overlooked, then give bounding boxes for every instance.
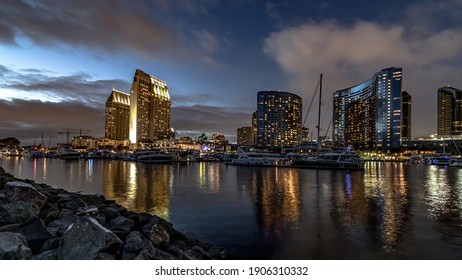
[191,245,213,259]
[108,216,134,233]
[122,231,145,260]
[39,205,59,224]
[134,249,153,260]
[173,239,188,251]
[40,237,60,253]
[15,217,53,254]
[47,215,77,236]
[0,232,32,260]
[165,244,184,259]
[58,216,123,260]
[63,198,87,212]
[207,245,229,259]
[103,206,120,222]
[75,206,99,216]
[183,248,204,260]
[142,223,170,248]
[57,208,74,218]
[32,249,59,260]
[0,181,48,226]
[5,181,48,207]
[92,252,115,260]
[78,194,106,207]
[138,212,152,227]
[152,247,176,260]
[123,211,140,228]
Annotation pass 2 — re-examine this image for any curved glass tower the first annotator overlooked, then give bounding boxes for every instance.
[333,67,403,153]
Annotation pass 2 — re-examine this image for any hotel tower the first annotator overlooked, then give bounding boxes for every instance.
[437,86,462,136]
[129,69,171,147]
[333,67,404,153]
[256,90,302,148]
[105,89,130,141]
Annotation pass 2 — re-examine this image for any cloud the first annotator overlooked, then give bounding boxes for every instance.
[0,99,104,146]
[263,18,462,137]
[0,0,179,58]
[171,105,251,138]
[0,65,130,107]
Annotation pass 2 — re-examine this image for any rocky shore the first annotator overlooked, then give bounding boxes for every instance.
[0,167,228,260]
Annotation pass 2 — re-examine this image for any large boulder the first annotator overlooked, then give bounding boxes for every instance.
[47,215,77,237]
[142,223,170,248]
[0,181,48,226]
[0,232,32,259]
[58,216,123,259]
[15,217,53,254]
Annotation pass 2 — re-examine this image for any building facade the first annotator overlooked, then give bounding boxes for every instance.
[105,89,130,141]
[437,86,462,136]
[256,91,302,148]
[129,69,171,147]
[237,126,254,146]
[333,67,403,153]
[401,91,412,141]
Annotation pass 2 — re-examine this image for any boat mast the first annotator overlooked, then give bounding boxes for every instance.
[316,74,323,158]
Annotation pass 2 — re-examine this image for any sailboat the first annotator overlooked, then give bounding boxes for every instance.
[427,134,451,166]
[290,74,365,171]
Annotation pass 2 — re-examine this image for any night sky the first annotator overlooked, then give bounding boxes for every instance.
[1,0,462,146]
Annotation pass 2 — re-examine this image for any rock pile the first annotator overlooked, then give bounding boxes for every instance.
[0,167,228,260]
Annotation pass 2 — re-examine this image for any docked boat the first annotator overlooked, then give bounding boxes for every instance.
[134,150,174,163]
[290,74,364,171]
[450,157,462,167]
[426,154,451,166]
[30,150,44,158]
[226,147,291,167]
[57,148,82,160]
[291,149,365,170]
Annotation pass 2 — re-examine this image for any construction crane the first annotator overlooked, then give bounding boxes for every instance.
[58,128,90,146]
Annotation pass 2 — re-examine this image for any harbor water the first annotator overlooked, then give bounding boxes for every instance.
[1,157,462,259]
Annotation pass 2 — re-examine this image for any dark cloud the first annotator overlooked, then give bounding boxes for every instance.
[0,0,179,58]
[0,65,130,107]
[171,105,251,138]
[0,99,104,146]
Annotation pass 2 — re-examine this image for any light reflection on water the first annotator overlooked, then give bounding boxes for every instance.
[1,157,462,259]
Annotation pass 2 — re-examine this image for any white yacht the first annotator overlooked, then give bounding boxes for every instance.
[57,148,82,160]
[426,154,451,166]
[226,147,291,167]
[291,149,365,170]
[134,150,174,163]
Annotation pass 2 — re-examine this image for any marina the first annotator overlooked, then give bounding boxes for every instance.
[1,155,462,259]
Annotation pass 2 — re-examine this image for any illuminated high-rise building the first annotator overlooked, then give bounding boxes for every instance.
[256,91,302,147]
[237,126,253,146]
[333,67,403,153]
[401,91,412,141]
[129,69,171,147]
[437,86,462,136]
[105,89,130,141]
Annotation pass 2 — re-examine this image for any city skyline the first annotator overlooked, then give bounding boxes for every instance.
[1,1,462,146]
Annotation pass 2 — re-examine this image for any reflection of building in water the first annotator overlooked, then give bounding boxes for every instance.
[331,162,410,255]
[249,168,301,239]
[196,162,220,193]
[103,161,172,220]
[425,166,462,220]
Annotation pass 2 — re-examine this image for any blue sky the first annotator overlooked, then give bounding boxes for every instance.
[1,0,462,146]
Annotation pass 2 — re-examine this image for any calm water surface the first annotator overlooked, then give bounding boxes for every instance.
[1,157,462,259]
